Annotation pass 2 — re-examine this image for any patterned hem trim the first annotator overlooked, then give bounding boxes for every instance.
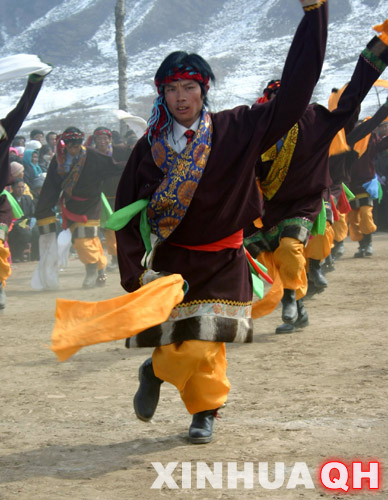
[176,298,251,308]
[171,301,252,321]
[126,315,253,348]
[302,0,326,11]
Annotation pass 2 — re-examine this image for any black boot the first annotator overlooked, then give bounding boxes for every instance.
[363,233,373,257]
[332,240,345,259]
[308,259,328,289]
[354,237,366,258]
[295,298,309,328]
[82,263,98,288]
[276,298,309,334]
[322,252,335,274]
[189,409,218,444]
[133,358,163,422]
[281,288,298,323]
[96,268,107,287]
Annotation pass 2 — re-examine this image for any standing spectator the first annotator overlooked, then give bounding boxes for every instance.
[12,136,25,147]
[29,129,44,145]
[45,131,57,152]
[38,144,54,172]
[22,147,43,188]
[8,180,39,262]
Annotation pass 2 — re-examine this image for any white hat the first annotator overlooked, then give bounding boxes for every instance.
[25,140,42,150]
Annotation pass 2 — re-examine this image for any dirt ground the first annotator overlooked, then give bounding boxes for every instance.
[0,233,387,500]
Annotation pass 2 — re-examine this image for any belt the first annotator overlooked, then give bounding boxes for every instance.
[169,229,243,252]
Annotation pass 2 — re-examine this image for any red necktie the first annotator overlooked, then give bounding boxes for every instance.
[184,130,195,144]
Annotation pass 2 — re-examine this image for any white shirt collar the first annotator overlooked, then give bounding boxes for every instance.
[173,117,200,142]
[167,117,201,154]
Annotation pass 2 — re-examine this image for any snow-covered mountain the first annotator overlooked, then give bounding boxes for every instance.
[0,0,387,135]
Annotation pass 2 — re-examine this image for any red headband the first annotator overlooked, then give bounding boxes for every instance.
[256,80,281,104]
[94,129,112,138]
[62,130,84,143]
[155,68,209,95]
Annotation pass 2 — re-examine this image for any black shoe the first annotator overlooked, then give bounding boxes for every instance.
[189,409,218,444]
[308,259,328,289]
[96,268,107,287]
[275,322,296,334]
[82,263,98,288]
[295,298,309,327]
[354,246,365,258]
[281,289,297,323]
[276,298,309,333]
[133,358,163,422]
[305,281,326,298]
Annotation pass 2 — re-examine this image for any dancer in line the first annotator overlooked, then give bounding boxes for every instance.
[114,1,329,443]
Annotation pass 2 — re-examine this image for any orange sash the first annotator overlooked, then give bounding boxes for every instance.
[169,229,243,252]
[50,274,185,362]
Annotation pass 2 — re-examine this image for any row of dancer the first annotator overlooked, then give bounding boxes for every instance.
[111,2,388,444]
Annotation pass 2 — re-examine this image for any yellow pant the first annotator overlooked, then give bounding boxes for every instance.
[152,340,230,415]
[72,237,107,270]
[252,237,307,319]
[332,213,348,242]
[305,222,334,261]
[103,228,117,257]
[347,206,376,242]
[0,241,11,285]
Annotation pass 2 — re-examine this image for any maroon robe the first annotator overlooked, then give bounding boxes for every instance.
[115,3,328,347]
[36,148,125,227]
[252,39,388,248]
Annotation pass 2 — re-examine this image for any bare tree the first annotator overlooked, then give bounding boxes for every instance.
[115,0,128,136]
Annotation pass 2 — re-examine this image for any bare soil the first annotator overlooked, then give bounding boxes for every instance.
[0,233,387,499]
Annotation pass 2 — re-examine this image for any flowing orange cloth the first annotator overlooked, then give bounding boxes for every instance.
[72,236,107,270]
[50,274,185,362]
[0,242,11,285]
[251,237,307,319]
